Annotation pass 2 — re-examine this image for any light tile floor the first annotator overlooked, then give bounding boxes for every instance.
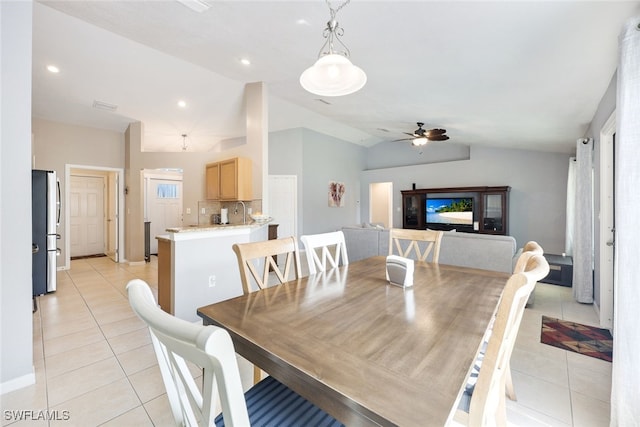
[1,256,611,426]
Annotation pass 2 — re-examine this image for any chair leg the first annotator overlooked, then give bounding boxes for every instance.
[505,364,517,401]
[253,365,262,384]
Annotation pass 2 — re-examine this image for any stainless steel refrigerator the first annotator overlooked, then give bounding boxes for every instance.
[32,169,60,296]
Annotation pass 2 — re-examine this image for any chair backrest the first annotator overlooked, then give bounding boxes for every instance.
[300,231,349,275]
[126,279,249,427]
[388,228,444,262]
[467,254,549,425]
[232,236,302,294]
[513,241,544,273]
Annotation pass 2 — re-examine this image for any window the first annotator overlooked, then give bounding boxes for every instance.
[157,183,179,199]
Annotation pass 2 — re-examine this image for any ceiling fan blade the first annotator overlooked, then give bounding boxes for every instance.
[428,134,450,141]
[426,128,447,136]
[392,138,412,142]
[403,132,417,137]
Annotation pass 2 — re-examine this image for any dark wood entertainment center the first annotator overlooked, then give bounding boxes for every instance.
[401,186,510,235]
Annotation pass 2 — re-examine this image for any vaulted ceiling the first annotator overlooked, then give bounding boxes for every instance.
[32,1,640,153]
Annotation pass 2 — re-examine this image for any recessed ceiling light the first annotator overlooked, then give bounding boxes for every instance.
[177,100,187,108]
[296,19,310,25]
[46,65,60,73]
[240,58,251,66]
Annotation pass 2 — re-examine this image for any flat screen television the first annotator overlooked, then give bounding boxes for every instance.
[425,197,473,227]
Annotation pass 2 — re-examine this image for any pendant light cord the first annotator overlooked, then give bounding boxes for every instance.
[325,0,351,19]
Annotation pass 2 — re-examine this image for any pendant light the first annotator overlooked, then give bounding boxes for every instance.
[181,134,188,151]
[300,0,366,97]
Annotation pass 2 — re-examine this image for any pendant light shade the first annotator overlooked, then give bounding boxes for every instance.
[300,54,367,97]
[300,1,366,97]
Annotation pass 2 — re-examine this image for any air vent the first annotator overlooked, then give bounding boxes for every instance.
[92,100,118,112]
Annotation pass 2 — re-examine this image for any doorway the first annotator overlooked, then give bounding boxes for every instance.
[65,165,124,269]
[267,175,298,240]
[599,111,615,329]
[144,170,183,255]
[369,182,393,228]
[69,175,105,257]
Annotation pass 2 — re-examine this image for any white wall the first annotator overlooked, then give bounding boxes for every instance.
[362,145,571,253]
[32,118,125,266]
[1,0,35,392]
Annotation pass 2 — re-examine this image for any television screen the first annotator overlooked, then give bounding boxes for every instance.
[426,197,473,225]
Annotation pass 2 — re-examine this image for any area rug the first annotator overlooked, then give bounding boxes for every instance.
[540,316,613,362]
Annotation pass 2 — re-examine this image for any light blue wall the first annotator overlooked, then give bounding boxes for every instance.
[361,145,571,253]
[366,140,471,170]
[269,128,366,236]
[270,128,570,254]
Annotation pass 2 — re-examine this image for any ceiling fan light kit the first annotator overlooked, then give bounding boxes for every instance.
[300,0,366,97]
[394,122,450,147]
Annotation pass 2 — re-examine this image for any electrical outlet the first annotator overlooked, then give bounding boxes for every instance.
[186,207,191,214]
[208,275,216,287]
[201,208,206,214]
[247,207,252,215]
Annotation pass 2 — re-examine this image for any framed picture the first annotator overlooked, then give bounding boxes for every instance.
[328,181,345,207]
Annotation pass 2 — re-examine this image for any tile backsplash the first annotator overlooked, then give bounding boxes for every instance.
[197,199,263,225]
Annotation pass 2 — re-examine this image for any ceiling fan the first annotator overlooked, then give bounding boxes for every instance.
[393,122,449,146]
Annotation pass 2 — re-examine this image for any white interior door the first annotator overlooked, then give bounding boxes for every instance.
[70,175,105,257]
[599,112,615,329]
[268,175,297,241]
[147,177,183,254]
[106,172,118,262]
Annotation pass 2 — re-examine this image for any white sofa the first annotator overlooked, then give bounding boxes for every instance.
[342,224,517,274]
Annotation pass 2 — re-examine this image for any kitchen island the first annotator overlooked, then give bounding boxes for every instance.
[157,221,270,322]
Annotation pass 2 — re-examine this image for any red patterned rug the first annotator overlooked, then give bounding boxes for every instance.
[541,316,613,362]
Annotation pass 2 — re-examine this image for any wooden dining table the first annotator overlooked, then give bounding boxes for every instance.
[197,256,508,426]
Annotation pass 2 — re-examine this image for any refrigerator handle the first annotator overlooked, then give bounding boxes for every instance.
[56,179,61,226]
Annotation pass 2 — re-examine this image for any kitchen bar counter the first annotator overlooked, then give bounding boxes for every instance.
[166,219,271,234]
[157,221,270,321]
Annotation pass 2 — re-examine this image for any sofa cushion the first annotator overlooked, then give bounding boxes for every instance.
[342,226,516,273]
[341,226,388,262]
[439,232,516,273]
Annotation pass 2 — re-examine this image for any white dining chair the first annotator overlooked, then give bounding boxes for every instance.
[232,236,302,383]
[454,254,549,426]
[232,236,302,294]
[126,279,344,427]
[300,230,349,275]
[505,241,545,401]
[389,228,444,262]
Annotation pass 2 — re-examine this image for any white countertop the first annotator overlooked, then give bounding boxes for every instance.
[166,219,271,233]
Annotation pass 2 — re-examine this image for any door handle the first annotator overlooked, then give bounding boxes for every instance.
[606,241,614,247]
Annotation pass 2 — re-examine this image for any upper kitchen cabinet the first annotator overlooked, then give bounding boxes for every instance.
[206,157,253,200]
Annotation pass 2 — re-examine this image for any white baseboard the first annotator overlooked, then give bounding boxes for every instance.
[0,370,35,395]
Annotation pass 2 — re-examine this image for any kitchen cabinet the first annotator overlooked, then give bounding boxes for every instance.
[205,162,220,200]
[206,157,253,200]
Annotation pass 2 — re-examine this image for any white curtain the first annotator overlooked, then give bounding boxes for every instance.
[572,138,593,303]
[565,157,576,256]
[611,16,640,427]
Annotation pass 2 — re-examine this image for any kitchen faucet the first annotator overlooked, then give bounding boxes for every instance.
[235,201,246,224]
